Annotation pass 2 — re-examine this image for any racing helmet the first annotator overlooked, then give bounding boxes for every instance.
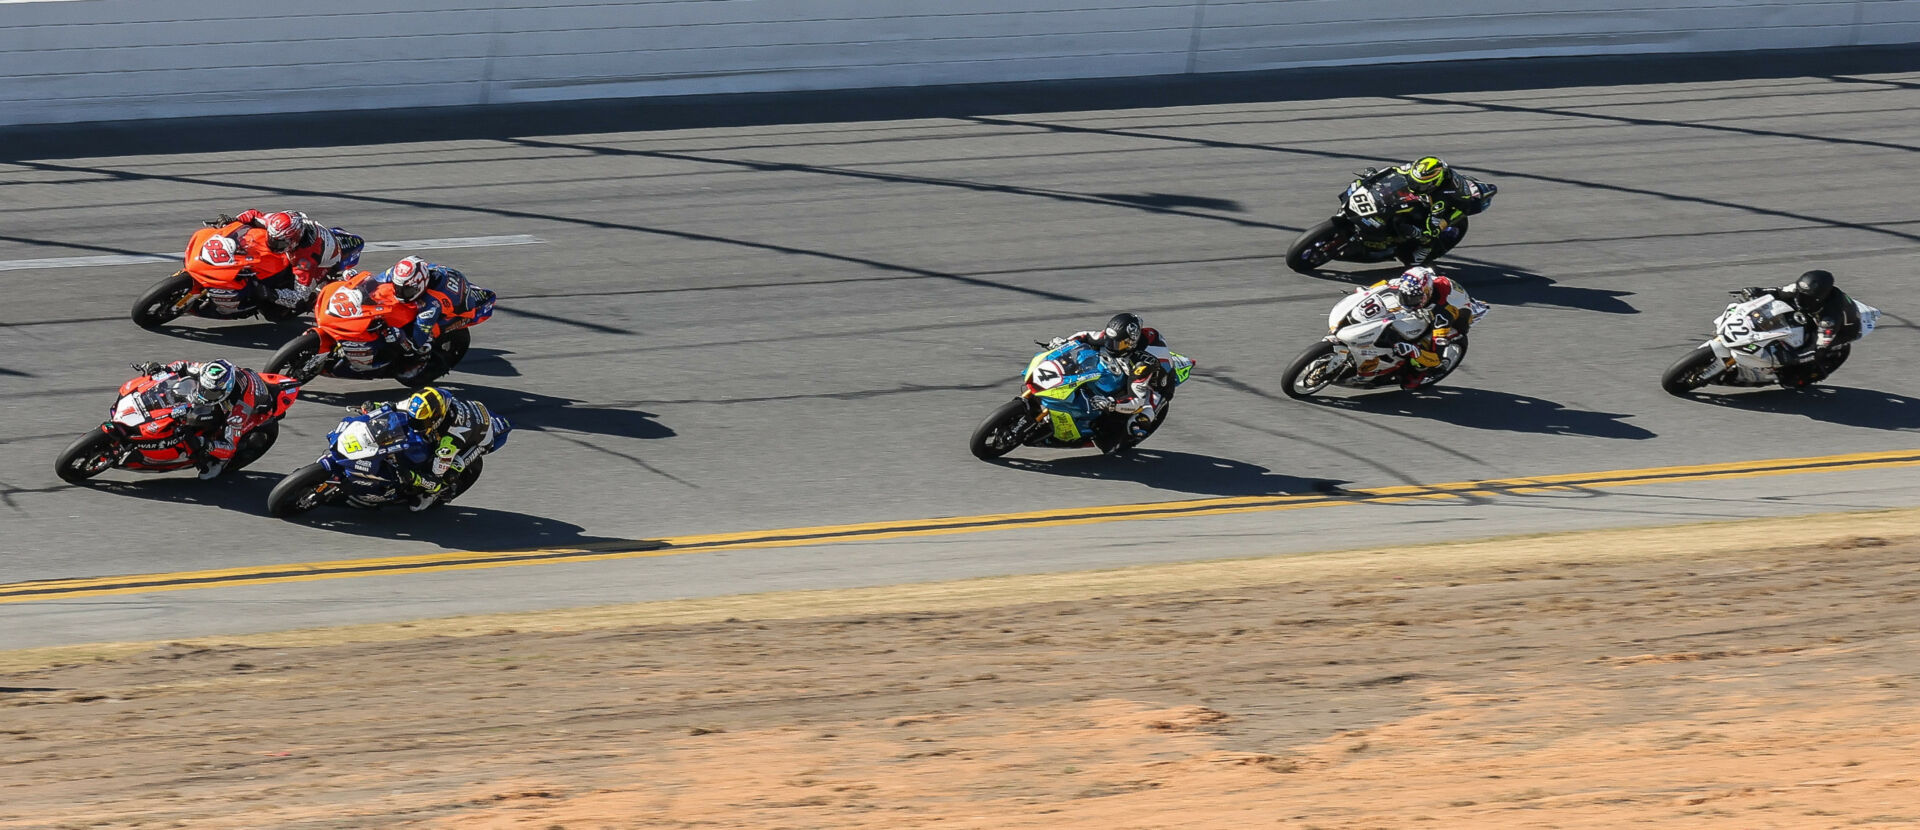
[386,256,431,302]
[262,211,305,252]
[1391,266,1437,306]
[1101,312,1144,356]
[399,387,451,433]
[1792,269,1835,304]
[189,360,240,407]
[1405,156,1447,193]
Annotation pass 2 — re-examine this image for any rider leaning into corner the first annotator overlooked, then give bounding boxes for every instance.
[384,387,512,511]
[1739,269,1862,386]
[129,359,293,479]
[1372,266,1481,390]
[1050,312,1178,441]
[1358,156,1495,264]
[219,209,364,310]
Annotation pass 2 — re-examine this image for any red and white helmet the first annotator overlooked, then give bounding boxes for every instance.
[386,256,430,301]
[261,211,307,252]
[1391,266,1437,306]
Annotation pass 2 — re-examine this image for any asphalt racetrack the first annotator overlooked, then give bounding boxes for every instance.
[4,48,1920,648]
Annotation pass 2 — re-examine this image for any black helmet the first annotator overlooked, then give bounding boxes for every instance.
[1793,270,1835,304]
[1101,313,1144,356]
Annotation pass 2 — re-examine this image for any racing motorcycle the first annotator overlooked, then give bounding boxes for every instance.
[264,273,491,389]
[54,365,301,483]
[131,218,363,329]
[969,340,1195,459]
[1281,286,1489,399]
[1661,290,1880,395]
[1285,167,1495,274]
[266,404,499,517]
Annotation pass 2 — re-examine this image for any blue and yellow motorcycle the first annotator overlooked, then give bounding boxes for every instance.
[969,340,1194,460]
[265,404,505,517]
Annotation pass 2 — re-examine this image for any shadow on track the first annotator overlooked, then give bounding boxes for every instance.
[1688,386,1920,430]
[151,321,306,352]
[1291,261,1637,315]
[994,448,1349,497]
[78,470,643,551]
[1312,387,1657,439]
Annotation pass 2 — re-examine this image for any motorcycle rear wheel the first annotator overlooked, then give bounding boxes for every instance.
[267,463,335,518]
[400,328,472,390]
[1661,346,1718,396]
[1286,219,1346,274]
[131,271,197,330]
[1281,341,1340,399]
[227,422,280,473]
[969,398,1031,460]
[55,430,118,483]
[267,330,327,383]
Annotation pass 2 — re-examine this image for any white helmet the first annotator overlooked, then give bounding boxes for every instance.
[386,256,430,302]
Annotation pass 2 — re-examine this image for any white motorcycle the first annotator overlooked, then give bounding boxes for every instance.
[1281,287,1490,399]
[1661,291,1879,395]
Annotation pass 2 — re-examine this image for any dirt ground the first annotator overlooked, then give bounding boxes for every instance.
[6,510,1920,829]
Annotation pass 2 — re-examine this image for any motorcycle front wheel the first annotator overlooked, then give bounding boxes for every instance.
[1660,346,1718,396]
[1281,341,1340,399]
[131,271,197,330]
[267,330,327,383]
[267,463,335,518]
[1285,219,1345,274]
[55,429,118,483]
[969,398,1031,460]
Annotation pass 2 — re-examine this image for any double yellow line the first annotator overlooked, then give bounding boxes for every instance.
[7,448,1920,604]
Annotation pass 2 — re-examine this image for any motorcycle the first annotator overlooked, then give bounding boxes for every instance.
[264,273,491,389]
[969,340,1195,459]
[266,405,499,517]
[1661,291,1880,395]
[1281,286,1489,399]
[54,365,301,483]
[131,218,363,329]
[1285,168,1495,274]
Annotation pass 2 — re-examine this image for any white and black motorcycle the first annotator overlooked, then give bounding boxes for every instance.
[1281,287,1489,399]
[1661,291,1879,395]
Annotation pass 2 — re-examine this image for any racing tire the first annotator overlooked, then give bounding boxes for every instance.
[1410,335,1471,390]
[1281,341,1340,400]
[267,330,327,384]
[55,430,118,484]
[969,398,1031,460]
[267,463,334,518]
[1285,220,1345,274]
[131,271,196,330]
[226,422,280,473]
[400,328,471,390]
[1660,346,1718,396]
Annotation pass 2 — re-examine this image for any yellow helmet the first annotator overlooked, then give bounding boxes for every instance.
[1406,156,1447,192]
[399,387,449,431]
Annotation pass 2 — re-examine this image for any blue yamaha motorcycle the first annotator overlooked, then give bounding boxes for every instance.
[969,340,1194,460]
[265,405,500,517]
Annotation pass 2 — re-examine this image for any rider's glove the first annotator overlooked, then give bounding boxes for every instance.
[164,360,192,374]
[1817,327,1836,348]
[1090,395,1115,411]
[133,361,163,376]
[233,209,264,226]
[1048,337,1068,348]
[1392,342,1419,360]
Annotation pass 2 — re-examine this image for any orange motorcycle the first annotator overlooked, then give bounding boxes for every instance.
[130,218,362,329]
[265,271,490,389]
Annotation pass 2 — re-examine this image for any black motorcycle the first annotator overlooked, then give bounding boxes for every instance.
[1285,168,1494,274]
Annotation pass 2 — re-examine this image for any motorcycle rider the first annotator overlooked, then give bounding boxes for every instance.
[129,359,292,479]
[390,387,512,511]
[1739,269,1862,386]
[1051,312,1175,443]
[1373,266,1482,390]
[215,209,364,314]
[326,257,438,377]
[1355,157,1493,264]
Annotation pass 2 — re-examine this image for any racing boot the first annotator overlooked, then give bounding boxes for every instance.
[1395,341,1443,390]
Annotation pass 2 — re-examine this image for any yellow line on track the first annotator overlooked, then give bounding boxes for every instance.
[7,448,1920,604]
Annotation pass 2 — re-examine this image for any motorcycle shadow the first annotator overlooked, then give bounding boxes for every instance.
[291,382,673,440]
[1688,386,1920,430]
[455,347,521,377]
[151,321,305,352]
[1313,386,1656,439]
[1295,261,1639,316]
[994,449,1349,497]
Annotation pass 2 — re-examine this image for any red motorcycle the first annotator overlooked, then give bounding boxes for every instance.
[55,366,301,483]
